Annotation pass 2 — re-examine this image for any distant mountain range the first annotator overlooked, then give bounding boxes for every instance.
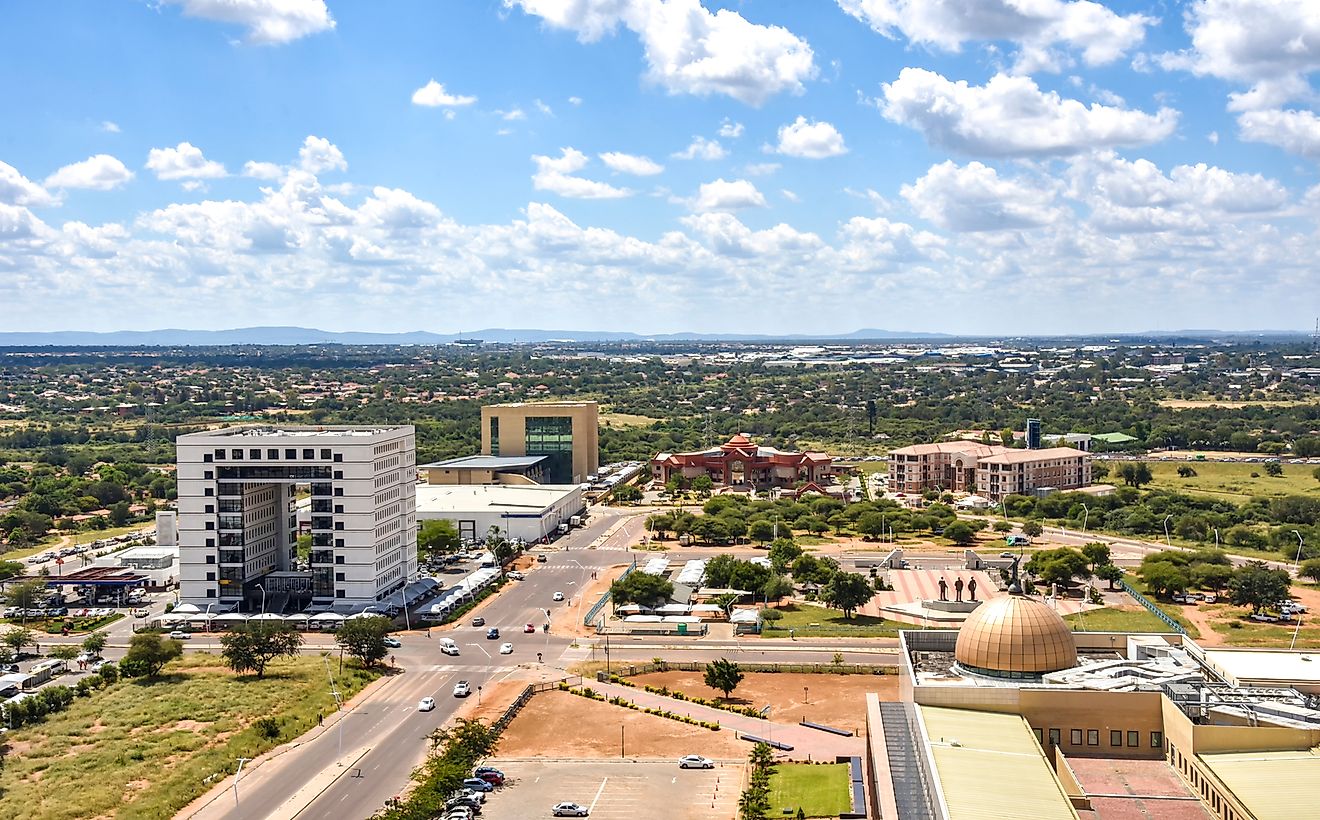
[0,326,1307,347]
[0,326,954,346]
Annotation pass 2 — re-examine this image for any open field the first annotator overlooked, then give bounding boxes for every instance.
[600,412,661,428]
[482,760,742,820]
[497,690,748,759]
[0,654,378,820]
[1127,459,1320,501]
[1064,606,1174,633]
[768,763,852,818]
[631,670,896,732]
[759,603,903,638]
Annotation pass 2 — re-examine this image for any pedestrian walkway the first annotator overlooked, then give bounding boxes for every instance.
[582,679,864,761]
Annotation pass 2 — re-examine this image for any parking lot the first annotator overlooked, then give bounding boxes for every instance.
[480,760,742,820]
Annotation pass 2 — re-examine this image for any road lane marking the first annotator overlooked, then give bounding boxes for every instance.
[589,777,608,813]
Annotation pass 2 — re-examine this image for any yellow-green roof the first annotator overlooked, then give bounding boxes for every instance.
[919,706,1078,820]
[1199,747,1320,820]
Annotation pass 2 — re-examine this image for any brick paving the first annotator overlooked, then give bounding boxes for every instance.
[1068,757,1212,820]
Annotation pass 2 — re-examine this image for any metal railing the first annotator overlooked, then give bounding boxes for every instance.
[582,558,637,626]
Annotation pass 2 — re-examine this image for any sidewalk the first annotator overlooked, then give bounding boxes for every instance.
[582,679,864,761]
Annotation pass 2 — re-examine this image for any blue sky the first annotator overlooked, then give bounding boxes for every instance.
[2,0,1318,335]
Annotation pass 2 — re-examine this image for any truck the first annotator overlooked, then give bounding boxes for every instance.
[1006,535,1031,547]
[557,523,569,535]
[569,515,582,528]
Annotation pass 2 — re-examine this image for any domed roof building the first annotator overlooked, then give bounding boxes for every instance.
[954,595,1078,680]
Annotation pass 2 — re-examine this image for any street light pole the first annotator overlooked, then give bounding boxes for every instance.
[232,756,253,806]
[1163,515,1173,548]
[205,602,213,634]
[1080,503,1089,533]
[1292,531,1306,650]
[256,584,266,615]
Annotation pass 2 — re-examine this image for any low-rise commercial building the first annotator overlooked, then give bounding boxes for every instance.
[888,442,1090,500]
[481,401,599,485]
[419,455,549,486]
[415,484,584,544]
[652,433,835,489]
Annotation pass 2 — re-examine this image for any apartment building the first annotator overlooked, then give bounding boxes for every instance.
[480,401,599,485]
[176,425,416,611]
[888,442,1090,500]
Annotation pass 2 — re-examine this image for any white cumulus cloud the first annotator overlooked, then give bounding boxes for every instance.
[881,68,1178,157]
[45,154,134,191]
[901,160,1064,231]
[299,136,347,174]
[689,178,767,212]
[161,0,334,44]
[100,121,121,134]
[599,152,664,176]
[672,136,727,160]
[243,160,284,180]
[411,80,478,107]
[838,0,1151,72]
[1237,108,1320,158]
[146,142,228,181]
[0,161,57,207]
[532,148,633,198]
[776,116,847,158]
[719,119,745,138]
[507,0,817,105]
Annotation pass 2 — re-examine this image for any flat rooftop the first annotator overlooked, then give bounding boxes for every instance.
[1198,747,1320,820]
[1202,648,1320,687]
[180,425,409,440]
[484,401,597,409]
[919,705,1078,820]
[419,455,548,470]
[416,484,580,513]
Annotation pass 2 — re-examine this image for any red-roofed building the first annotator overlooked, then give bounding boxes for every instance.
[651,434,835,489]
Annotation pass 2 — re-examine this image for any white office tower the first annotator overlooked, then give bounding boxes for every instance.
[155,510,178,547]
[175,426,416,612]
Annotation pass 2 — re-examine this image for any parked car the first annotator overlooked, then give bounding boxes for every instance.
[473,766,503,779]
[462,778,494,793]
[552,592,565,602]
[454,680,472,697]
[418,696,436,712]
[507,571,524,580]
[131,608,150,618]
[476,771,504,786]
[168,630,192,640]
[536,554,547,563]
[383,637,402,648]
[552,802,589,817]
[499,642,514,655]
[471,616,486,627]
[486,627,500,639]
[679,755,714,769]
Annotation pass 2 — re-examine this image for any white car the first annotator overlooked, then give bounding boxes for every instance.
[418,697,436,712]
[454,680,472,697]
[507,571,524,580]
[553,803,589,817]
[679,755,714,769]
[552,591,565,602]
[499,642,514,655]
[168,630,191,640]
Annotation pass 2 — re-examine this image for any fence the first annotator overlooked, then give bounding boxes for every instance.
[1120,579,1187,635]
[582,558,637,626]
[610,661,895,676]
[490,674,583,736]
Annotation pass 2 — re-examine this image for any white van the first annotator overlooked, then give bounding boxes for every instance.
[439,638,460,656]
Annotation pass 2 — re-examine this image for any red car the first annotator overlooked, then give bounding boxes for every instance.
[476,771,504,787]
[524,622,536,633]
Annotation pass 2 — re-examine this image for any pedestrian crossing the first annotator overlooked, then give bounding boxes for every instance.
[425,663,517,673]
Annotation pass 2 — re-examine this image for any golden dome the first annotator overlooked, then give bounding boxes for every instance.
[954,596,1078,677]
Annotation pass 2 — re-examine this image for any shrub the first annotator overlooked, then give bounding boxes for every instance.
[254,717,282,740]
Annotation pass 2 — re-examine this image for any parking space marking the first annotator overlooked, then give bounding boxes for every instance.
[589,777,609,814]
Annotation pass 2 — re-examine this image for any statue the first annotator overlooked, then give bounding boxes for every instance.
[938,577,948,601]
[1009,555,1023,595]
[954,577,964,602]
[968,577,978,601]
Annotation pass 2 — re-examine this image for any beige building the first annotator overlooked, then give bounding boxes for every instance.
[888,441,1090,500]
[480,401,599,486]
[419,455,548,486]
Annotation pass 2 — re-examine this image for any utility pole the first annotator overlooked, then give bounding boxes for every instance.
[232,757,253,806]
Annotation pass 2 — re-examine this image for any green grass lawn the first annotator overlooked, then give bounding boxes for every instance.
[0,653,379,820]
[1210,615,1320,648]
[767,763,852,818]
[759,603,900,638]
[1119,579,1202,638]
[1064,606,1173,633]
[1131,460,1320,502]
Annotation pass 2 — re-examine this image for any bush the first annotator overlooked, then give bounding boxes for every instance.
[254,716,282,740]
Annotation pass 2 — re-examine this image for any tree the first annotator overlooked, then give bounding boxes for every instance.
[767,539,802,573]
[758,608,783,626]
[122,633,183,677]
[762,574,794,603]
[108,501,131,527]
[1118,462,1153,487]
[2,627,35,656]
[1096,563,1124,590]
[609,572,674,607]
[4,578,49,615]
[0,560,23,580]
[690,475,714,497]
[856,512,888,540]
[1265,462,1284,477]
[790,554,837,586]
[1177,465,1197,478]
[646,513,674,540]
[992,520,1012,533]
[1300,558,1320,583]
[613,484,642,503]
[49,644,79,661]
[1313,466,1320,484]
[334,615,392,668]
[81,632,107,656]
[866,400,877,435]
[1080,542,1111,569]
[943,521,976,546]
[1025,548,1089,588]
[1021,520,1044,538]
[417,518,460,558]
[748,519,776,544]
[220,622,304,678]
[822,572,873,619]
[704,658,744,700]
[711,593,740,616]
[1229,561,1291,614]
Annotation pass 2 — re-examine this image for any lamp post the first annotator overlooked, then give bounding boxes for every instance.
[1162,515,1173,548]
[1214,528,1220,548]
[1080,503,1089,533]
[255,583,266,615]
[232,756,253,807]
[205,602,214,633]
[1292,531,1306,650]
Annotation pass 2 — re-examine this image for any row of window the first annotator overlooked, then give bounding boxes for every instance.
[1036,727,1162,749]
[207,447,343,462]
[1169,744,1239,820]
[373,440,404,456]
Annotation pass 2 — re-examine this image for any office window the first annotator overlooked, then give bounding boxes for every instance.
[205,554,215,563]
[203,453,213,463]
[1111,730,1123,747]
[334,471,343,480]
[335,572,345,582]
[333,453,343,462]
[1127,731,1139,748]
[206,572,215,581]
[1048,728,1060,747]
[204,504,214,514]
[205,521,214,530]
[1152,731,1163,748]
[335,590,346,598]
[490,417,500,456]
[334,522,344,530]
[205,538,214,548]
[1070,729,1083,746]
[206,588,216,598]
[249,449,261,460]
[321,448,331,460]
[286,448,297,460]
[334,505,344,514]
[303,448,314,459]
[1033,728,1043,744]
[267,449,279,460]
[335,555,345,564]
[231,449,243,460]
[214,449,225,460]
[204,470,213,479]
[204,487,213,496]
[334,488,344,497]
[1087,729,1099,746]
[335,539,344,548]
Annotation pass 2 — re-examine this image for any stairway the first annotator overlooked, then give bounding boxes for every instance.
[879,702,937,820]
